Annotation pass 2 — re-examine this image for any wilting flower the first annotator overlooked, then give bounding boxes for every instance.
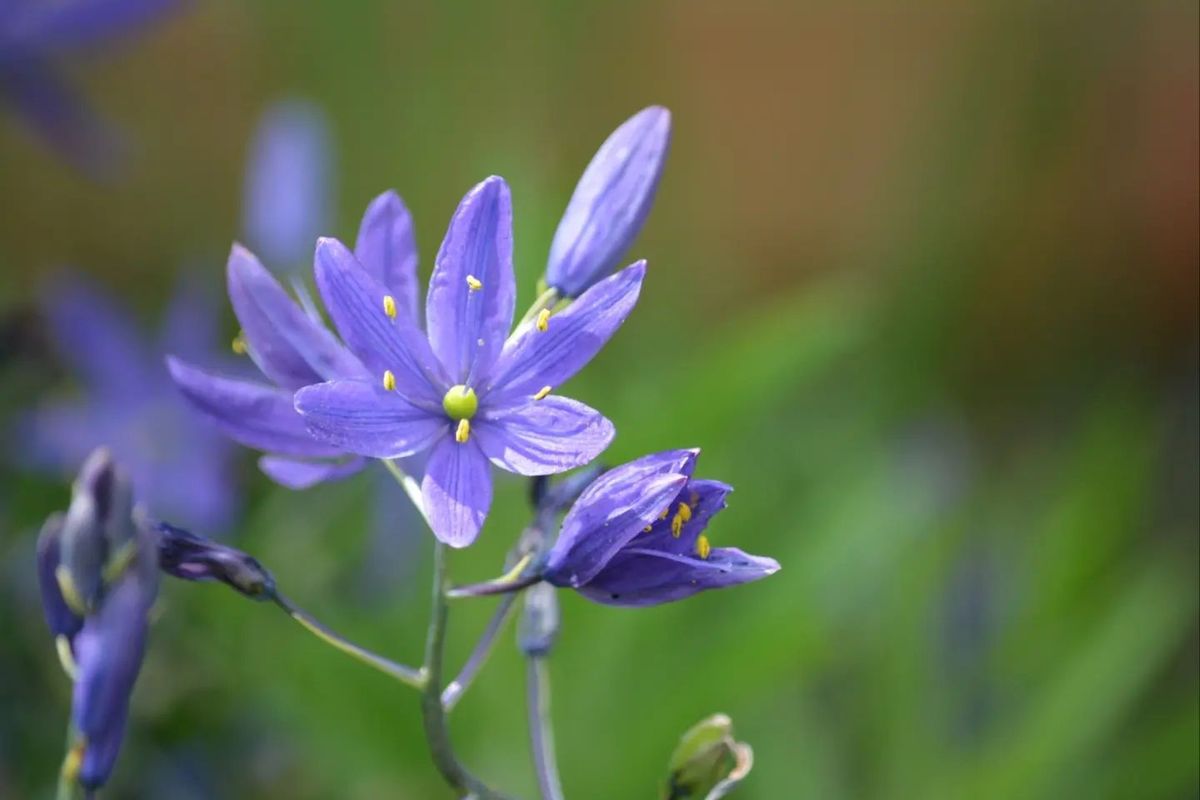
[36,448,159,792]
[541,449,779,606]
[167,190,418,489]
[242,99,334,273]
[23,273,237,531]
[0,0,186,176]
[545,106,671,298]
[156,520,276,600]
[295,176,644,547]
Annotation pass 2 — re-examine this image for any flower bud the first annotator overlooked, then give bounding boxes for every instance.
[57,447,134,614]
[518,582,560,657]
[155,521,277,600]
[664,714,753,800]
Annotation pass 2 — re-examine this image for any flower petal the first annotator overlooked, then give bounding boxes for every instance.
[166,356,341,457]
[547,106,671,297]
[425,176,515,384]
[543,449,699,587]
[483,261,644,403]
[7,0,185,51]
[315,237,446,407]
[227,244,364,389]
[474,396,614,476]
[242,99,332,270]
[37,514,83,643]
[637,479,732,555]
[294,379,446,459]
[355,190,419,320]
[577,546,780,607]
[421,436,492,548]
[258,454,365,490]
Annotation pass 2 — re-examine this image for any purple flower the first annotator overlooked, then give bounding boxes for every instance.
[542,450,779,606]
[23,273,237,531]
[295,176,644,547]
[36,448,159,792]
[167,190,419,490]
[242,99,334,272]
[0,0,187,177]
[546,106,671,298]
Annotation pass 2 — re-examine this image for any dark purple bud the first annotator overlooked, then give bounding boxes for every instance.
[57,447,126,614]
[155,521,276,600]
[518,582,560,657]
[69,531,158,790]
[36,513,83,643]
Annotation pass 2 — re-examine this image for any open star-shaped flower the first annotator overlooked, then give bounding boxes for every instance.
[295,175,646,547]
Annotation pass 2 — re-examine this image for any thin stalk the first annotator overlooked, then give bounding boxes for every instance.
[441,592,519,711]
[420,543,510,799]
[273,593,424,690]
[527,657,564,800]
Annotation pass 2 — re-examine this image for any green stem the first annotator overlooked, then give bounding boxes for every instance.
[441,592,519,711]
[420,543,511,799]
[527,656,564,800]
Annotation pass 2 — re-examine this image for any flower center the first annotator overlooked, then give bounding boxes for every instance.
[442,385,478,420]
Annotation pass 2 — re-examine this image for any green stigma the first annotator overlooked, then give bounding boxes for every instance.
[442,385,478,420]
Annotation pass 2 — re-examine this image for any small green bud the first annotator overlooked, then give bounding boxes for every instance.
[664,714,754,800]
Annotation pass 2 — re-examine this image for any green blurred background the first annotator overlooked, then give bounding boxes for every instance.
[1,1,1197,798]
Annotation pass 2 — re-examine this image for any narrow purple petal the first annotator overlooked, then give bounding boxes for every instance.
[315,237,447,407]
[242,99,332,270]
[39,274,150,399]
[483,261,644,404]
[7,0,186,52]
[546,106,671,297]
[0,57,124,178]
[355,191,419,320]
[294,379,446,460]
[474,396,614,476]
[227,244,364,389]
[578,546,779,607]
[421,436,492,548]
[425,177,515,384]
[159,271,220,365]
[166,356,341,457]
[258,455,365,490]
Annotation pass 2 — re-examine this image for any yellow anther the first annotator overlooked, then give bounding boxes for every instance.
[383,294,397,319]
[382,370,396,391]
[56,635,78,681]
[455,418,471,443]
[659,507,670,521]
[671,513,684,538]
[55,565,87,615]
[677,502,693,523]
[466,274,483,291]
[61,739,86,782]
[533,385,552,401]
[231,331,248,355]
[536,308,551,332]
[643,525,653,533]
[696,534,712,559]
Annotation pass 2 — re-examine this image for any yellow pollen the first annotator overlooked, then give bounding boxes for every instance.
[533,385,552,401]
[536,308,551,332]
[677,502,693,523]
[455,418,471,443]
[466,274,483,291]
[671,513,684,538]
[231,332,248,355]
[643,525,653,533]
[696,535,712,559]
[383,294,397,319]
[55,565,87,615]
[659,507,670,521]
[382,370,396,391]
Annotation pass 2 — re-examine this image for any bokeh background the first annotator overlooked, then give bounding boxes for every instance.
[1,1,1197,798]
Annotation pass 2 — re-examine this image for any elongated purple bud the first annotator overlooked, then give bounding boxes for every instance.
[546,106,671,298]
[155,521,276,600]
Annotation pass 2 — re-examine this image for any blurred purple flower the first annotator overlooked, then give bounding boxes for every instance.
[242,99,334,272]
[23,272,238,532]
[295,176,643,547]
[168,190,419,490]
[546,106,671,298]
[0,0,187,177]
[37,448,159,792]
[542,449,779,606]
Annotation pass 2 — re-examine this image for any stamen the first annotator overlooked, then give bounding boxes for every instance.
[533,385,552,401]
[455,418,471,443]
[671,513,684,538]
[659,508,670,521]
[643,525,653,533]
[56,635,78,680]
[466,275,483,291]
[383,294,398,319]
[61,739,86,782]
[382,370,396,391]
[55,565,87,615]
[677,502,693,523]
[536,308,551,332]
[695,535,712,559]
[231,331,248,355]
